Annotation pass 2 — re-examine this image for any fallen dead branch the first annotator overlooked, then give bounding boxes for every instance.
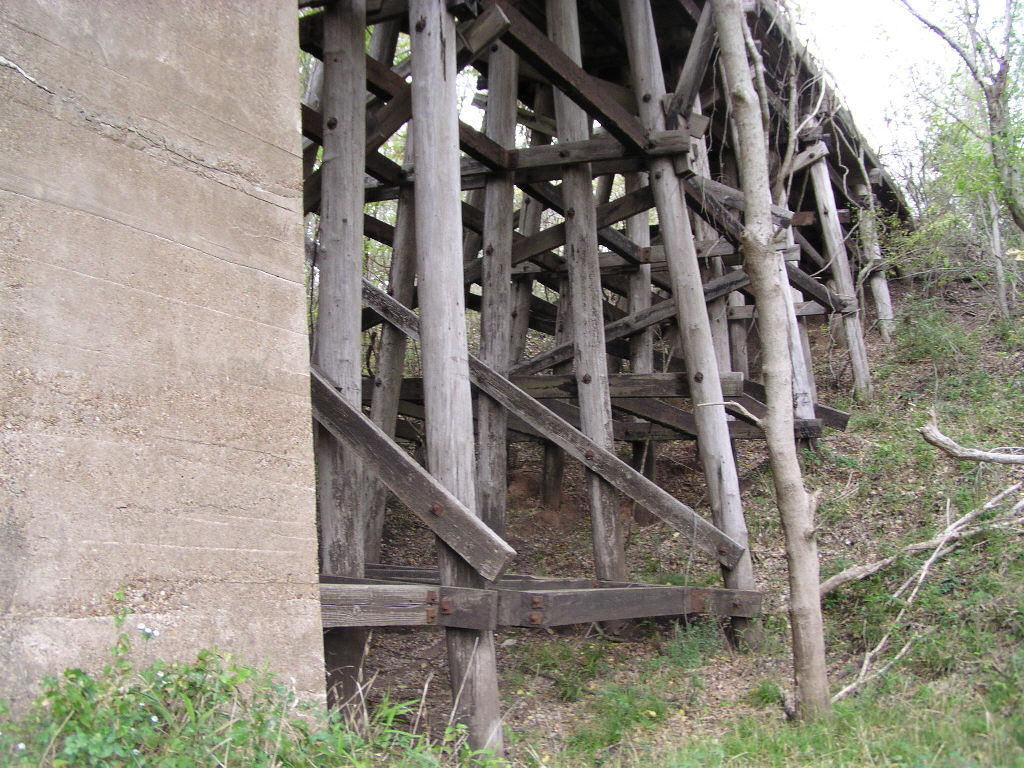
[820,481,1024,598]
[920,412,1024,465]
[825,417,1024,702]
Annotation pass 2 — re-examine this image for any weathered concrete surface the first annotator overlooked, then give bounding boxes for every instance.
[0,1,324,707]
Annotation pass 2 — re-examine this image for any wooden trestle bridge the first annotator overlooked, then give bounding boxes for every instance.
[298,0,907,752]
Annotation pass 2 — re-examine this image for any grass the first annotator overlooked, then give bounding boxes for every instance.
[0,605,498,768]
[6,301,1022,767]
[538,301,1024,767]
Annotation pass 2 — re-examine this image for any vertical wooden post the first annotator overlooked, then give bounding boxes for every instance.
[625,172,657,525]
[408,0,503,753]
[547,0,626,584]
[619,0,755,613]
[728,290,750,376]
[853,183,895,341]
[690,97,732,374]
[779,228,818,426]
[809,158,872,398]
[476,43,518,537]
[542,287,571,509]
[315,0,368,703]
[365,21,409,563]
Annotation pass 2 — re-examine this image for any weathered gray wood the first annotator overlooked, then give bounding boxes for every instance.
[364,22,408,564]
[315,0,369,707]
[788,141,829,177]
[742,379,850,430]
[688,175,794,226]
[361,372,745,403]
[854,183,895,342]
[320,581,498,631]
[548,0,625,585]
[509,130,691,171]
[727,301,825,319]
[624,172,657,523]
[311,368,515,581]
[510,269,749,376]
[613,398,822,441]
[476,43,518,538]
[503,185,655,276]
[496,585,762,626]
[666,0,716,124]
[408,1,502,752]
[620,0,755,600]
[495,0,648,152]
[809,157,872,398]
[360,280,746,568]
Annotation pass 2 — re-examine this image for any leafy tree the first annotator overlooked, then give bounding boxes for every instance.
[898,0,1024,234]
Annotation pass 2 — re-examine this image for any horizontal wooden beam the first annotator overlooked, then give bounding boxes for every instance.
[320,579,498,630]
[727,301,826,319]
[361,372,747,403]
[508,130,691,172]
[310,367,515,581]
[361,280,747,568]
[322,577,760,628]
[510,269,749,376]
[742,379,850,430]
[497,585,762,626]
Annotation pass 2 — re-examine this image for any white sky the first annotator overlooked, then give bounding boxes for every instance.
[790,0,960,157]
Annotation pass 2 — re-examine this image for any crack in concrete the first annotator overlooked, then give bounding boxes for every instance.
[0,54,54,94]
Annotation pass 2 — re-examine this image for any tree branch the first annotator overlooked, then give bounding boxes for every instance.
[920,412,1024,464]
[896,0,986,87]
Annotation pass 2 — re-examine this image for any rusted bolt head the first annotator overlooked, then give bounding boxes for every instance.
[429,502,443,516]
[531,595,544,609]
[415,16,427,32]
[559,149,570,158]
[528,611,543,625]
[582,373,592,384]
[326,117,338,130]
[642,93,652,103]
[440,598,454,615]
[693,371,704,383]
[584,449,595,461]
[654,170,663,180]
[566,207,576,218]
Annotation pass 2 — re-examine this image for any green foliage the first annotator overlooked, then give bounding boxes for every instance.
[507,638,609,702]
[0,606,486,768]
[895,301,981,369]
[564,684,670,757]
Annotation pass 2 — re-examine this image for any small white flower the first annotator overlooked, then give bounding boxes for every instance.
[137,623,145,630]
[156,671,164,678]
[150,715,158,723]
[151,629,159,637]
[16,743,26,751]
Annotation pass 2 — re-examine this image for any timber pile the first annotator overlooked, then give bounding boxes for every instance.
[298,0,907,753]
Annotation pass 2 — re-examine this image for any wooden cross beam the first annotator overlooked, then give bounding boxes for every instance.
[510,268,750,376]
[361,279,747,568]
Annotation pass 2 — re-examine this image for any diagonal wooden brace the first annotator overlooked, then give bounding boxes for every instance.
[310,366,516,582]
[361,280,747,568]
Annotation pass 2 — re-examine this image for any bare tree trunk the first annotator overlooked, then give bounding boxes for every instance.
[710,0,831,719]
[988,190,1011,319]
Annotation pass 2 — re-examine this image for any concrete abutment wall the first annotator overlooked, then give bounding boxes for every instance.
[1,0,324,708]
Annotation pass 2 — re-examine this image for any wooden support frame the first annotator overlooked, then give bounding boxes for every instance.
[311,367,515,581]
[361,279,747,568]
